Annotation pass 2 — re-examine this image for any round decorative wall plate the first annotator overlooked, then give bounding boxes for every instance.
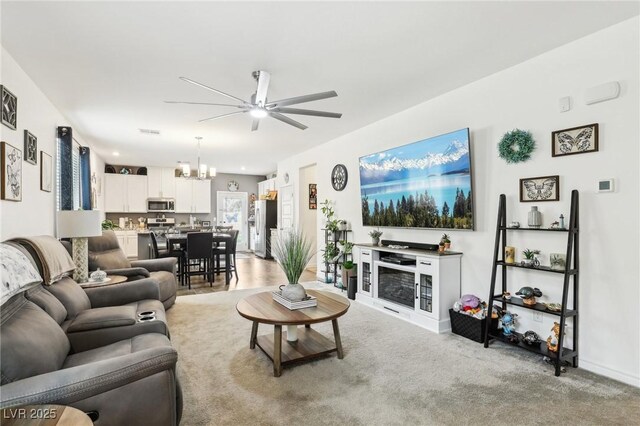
[228,180,239,191]
[284,172,290,184]
[331,164,348,191]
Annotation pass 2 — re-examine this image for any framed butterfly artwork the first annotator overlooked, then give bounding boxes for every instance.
[519,175,559,202]
[551,123,598,157]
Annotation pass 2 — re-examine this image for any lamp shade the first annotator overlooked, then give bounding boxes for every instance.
[56,210,102,238]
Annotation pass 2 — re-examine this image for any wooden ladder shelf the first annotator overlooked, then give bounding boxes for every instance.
[484,190,580,376]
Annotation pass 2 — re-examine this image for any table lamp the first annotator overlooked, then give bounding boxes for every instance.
[57,210,102,282]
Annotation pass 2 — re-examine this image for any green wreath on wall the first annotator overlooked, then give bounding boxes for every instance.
[498,129,535,163]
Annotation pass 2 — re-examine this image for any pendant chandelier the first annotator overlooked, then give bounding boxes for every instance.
[181,136,216,179]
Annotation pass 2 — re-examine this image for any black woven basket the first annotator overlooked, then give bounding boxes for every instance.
[449,309,497,343]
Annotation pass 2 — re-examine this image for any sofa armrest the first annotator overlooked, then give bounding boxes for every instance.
[131,258,177,274]
[0,345,177,408]
[84,278,160,308]
[101,267,150,279]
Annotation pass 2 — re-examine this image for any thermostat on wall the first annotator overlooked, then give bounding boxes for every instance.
[598,178,614,193]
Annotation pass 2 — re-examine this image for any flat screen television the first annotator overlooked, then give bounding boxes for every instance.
[359,128,474,230]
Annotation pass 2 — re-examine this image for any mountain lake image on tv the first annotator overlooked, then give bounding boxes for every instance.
[359,128,474,230]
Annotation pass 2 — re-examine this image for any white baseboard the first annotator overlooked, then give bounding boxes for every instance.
[580,358,640,388]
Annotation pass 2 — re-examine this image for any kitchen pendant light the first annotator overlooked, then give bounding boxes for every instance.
[192,136,216,180]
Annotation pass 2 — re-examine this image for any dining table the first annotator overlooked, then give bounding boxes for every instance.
[165,232,233,285]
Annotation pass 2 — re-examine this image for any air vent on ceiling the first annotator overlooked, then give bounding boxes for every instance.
[139,128,160,135]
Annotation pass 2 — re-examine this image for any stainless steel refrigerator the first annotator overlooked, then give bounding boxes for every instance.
[255,200,277,259]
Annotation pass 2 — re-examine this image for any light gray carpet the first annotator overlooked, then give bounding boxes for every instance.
[167,283,640,425]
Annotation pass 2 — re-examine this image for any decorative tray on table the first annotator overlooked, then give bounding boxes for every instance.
[272,292,318,310]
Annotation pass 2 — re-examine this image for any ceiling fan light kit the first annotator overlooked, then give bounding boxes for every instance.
[166,70,342,131]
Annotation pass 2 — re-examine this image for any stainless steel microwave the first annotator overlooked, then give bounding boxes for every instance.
[147,198,175,213]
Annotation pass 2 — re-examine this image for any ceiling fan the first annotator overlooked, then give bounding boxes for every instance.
[165,70,342,131]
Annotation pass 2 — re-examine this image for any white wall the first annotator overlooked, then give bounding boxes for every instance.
[0,47,105,240]
[278,18,640,386]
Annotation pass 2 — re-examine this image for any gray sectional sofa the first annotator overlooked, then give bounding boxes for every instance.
[0,240,182,425]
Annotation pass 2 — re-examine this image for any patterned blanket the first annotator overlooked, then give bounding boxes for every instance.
[9,236,75,285]
[1,243,42,305]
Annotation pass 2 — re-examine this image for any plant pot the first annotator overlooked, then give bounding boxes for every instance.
[338,222,347,231]
[438,245,445,254]
[341,267,350,288]
[372,237,380,246]
[279,283,307,302]
[444,242,451,250]
[523,259,533,267]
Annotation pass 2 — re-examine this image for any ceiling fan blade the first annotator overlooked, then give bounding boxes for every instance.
[179,77,248,105]
[269,112,308,130]
[266,91,338,108]
[164,101,244,108]
[254,70,270,107]
[198,110,247,123]
[251,119,260,132]
[270,107,342,118]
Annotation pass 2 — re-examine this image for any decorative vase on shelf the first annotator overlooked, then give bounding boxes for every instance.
[528,206,542,228]
[372,237,380,246]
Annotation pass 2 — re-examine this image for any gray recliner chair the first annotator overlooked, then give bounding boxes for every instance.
[87,231,178,309]
[11,241,170,353]
[0,293,181,425]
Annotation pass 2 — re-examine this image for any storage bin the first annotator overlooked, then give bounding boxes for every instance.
[449,309,498,343]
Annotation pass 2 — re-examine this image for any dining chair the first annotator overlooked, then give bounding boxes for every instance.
[213,230,239,282]
[184,232,214,289]
[150,231,183,284]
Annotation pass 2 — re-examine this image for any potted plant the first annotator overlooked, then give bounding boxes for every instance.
[338,220,348,231]
[271,228,315,302]
[522,249,540,267]
[341,260,355,290]
[339,240,353,256]
[320,199,339,235]
[441,233,451,250]
[323,242,341,263]
[438,241,445,254]
[369,228,383,246]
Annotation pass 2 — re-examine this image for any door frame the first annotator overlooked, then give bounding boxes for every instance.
[216,191,249,251]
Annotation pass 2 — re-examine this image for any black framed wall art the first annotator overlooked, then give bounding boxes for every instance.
[519,175,560,202]
[24,130,37,165]
[551,123,598,157]
[1,85,17,130]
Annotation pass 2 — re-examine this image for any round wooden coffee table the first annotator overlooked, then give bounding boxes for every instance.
[236,289,350,377]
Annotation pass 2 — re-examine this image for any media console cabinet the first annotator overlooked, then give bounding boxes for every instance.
[354,244,462,333]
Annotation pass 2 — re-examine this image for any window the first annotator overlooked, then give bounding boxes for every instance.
[56,139,83,210]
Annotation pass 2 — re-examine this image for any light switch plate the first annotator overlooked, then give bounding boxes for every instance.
[559,96,571,112]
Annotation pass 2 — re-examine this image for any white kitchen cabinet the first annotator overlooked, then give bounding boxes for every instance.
[126,175,148,213]
[175,178,193,213]
[105,174,127,212]
[193,180,211,213]
[175,178,211,213]
[114,230,138,258]
[258,178,276,197]
[147,167,176,199]
[105,174,148,213]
